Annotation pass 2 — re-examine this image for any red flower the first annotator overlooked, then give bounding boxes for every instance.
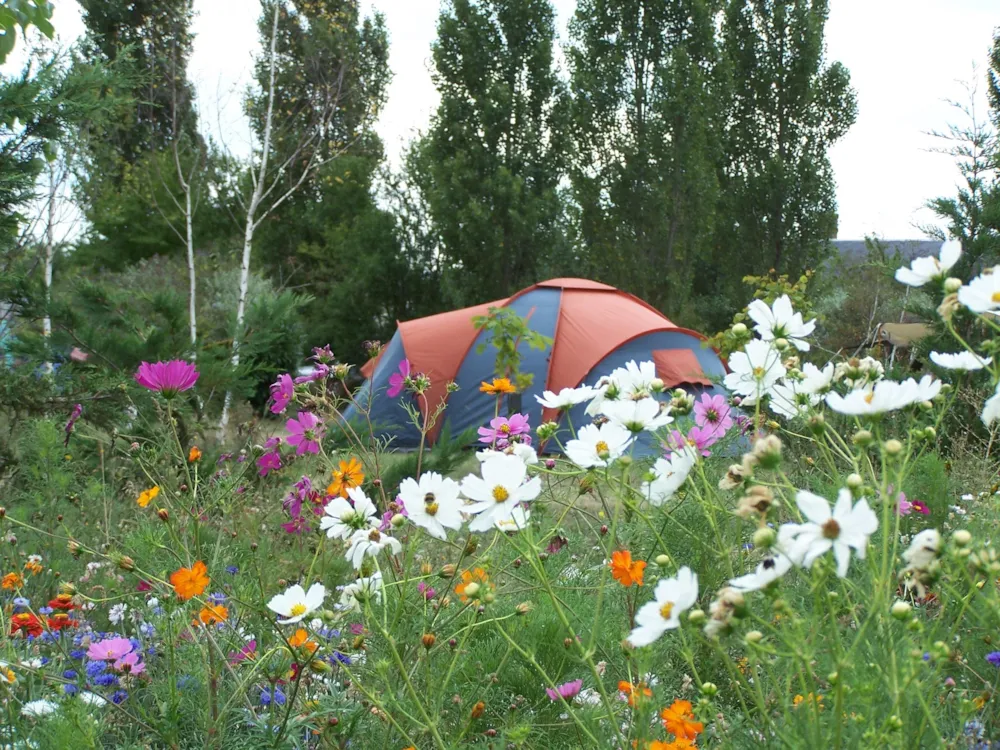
[10,612,43,638]
[47,613,78,631]
[48,593,77,611]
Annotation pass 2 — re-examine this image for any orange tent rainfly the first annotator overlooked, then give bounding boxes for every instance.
[347,278,727,455]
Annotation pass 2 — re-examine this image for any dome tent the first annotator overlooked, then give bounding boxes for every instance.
[348,278,728,454]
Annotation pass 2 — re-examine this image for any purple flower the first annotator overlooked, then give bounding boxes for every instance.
[269,374,294,415]
[257,450,282,477]
[134,360,199,397]
[546,679,583,702]
[64,403,82,447]
[896,495,913,516]
[477,414,530,448]
[417,582,436,600]
[87,637,133,662]
[285,412,324,456]
[912,500,930,515]
[295,364,329,385]
[986,651,1000,667]
[311,345,335,364]
[114,651,145,675]
[694,393,733,434]
[387,359,411,398]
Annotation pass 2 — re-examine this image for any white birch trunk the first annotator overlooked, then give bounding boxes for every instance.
[42,163,56,374]
[219,2,281,432]
[185,187,197,353]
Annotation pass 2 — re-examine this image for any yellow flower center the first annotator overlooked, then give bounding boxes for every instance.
[290,603,307,617]
[425,502,439,516]
[595,440,610,457]
[822,519,841,540]
[992,291,1000,303]
[752,366,765,378]
[499,424,511,434]
[492,485,510,503]
[368,529,381,542]
[659,601,675,620]
[864,391,874,404]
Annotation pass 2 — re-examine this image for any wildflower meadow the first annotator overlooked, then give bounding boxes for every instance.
[1,240,1000,749]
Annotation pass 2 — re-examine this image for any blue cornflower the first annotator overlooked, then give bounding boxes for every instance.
[331,652,351,666]
[69,649,87,660]
[226,566,239,575]
[38,606,53,615]
[63,669,78,680]
[207,592,227,606]
[12,596,30,609]
[260,689,272,706]
[63,684,78,696]
[139,623,155,638]
[110,690,128,704]
[94,673,118,687]
[85,661,107,679]
[986,651,1000,667]
[922,652,931,661]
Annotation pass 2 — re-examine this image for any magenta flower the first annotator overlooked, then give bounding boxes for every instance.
[229,639,257,665]
[134,360,199,397]
[664,424,719,458]
[897,496,913,516]
[694,393,733,434]
[257,437,283,477]
[912,499,930,515]
[546,679,583,702]
[64,403,82,447]
[477,414,530,448]
[295,364,329,385]
[387,359,411,398]
[87,637,134,662]
[270,374,294,415]
[285,412,324,456]
[417,581,436,600]
[114,651,146,675]
[311,345,335,364]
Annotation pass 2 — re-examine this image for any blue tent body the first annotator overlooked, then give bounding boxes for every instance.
[347,278,728,455]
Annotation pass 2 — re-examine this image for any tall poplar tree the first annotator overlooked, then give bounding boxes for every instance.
[567,0,723,318]
[701,0,856,322]
[408,0,571,304]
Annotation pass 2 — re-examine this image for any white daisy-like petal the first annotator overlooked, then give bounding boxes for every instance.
[268,582,326,625]
[564,422,633,468]
[895,240,962,287]
[600,397,672,433]
[728,554,793,592]
[958,266,1000,313]
[930,351,992,371]
[641,448,696,506]
[723,339,785,400]
[399,472,463,540]
[535,386,596,410]
[627,567,698,647]
[982,383,1000,427]
[777,488,878,577]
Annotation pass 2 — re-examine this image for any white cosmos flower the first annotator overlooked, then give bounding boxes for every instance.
[460,453,542,532]
[345,528,402,569]
[339,572,383,612]
[746,295,817,351]
[834,356,885,390]
[911,374,942,402]
[777,489,878,578]
[79,692,107,707]
[320,486,378,541]
[982,383,1000,427]
[958,266,1000,313]
[613,360,660,399]
[627,567,698,647]
[799,362,835,393]
[108,603,127,625]
[723,339,785,400]
[398,472,463,540]
[535,386,595,410]
[895,239,961,287]
[824,378,919,415]
[903,529,941,570]
[930,351,992,371]
[768,380,821,420]
[564,422,633,469]
[601,397,672,433]
[267,582,326,624]
[641,448,697,506]
[476,443,538,465]
[21,699,59,717]
[728,554,793,592]
[494,506,531,532]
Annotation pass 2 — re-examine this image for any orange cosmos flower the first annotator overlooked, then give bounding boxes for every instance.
[610,550,646,587]
[2,572,23,589]
[455,568,492,602]
[480,377,516,395]
[327,457,365,498]
[661,699,703,740]
[470,701,486,719]
[188,446,202,463]
[619,680,653,708]
[648,741,695,750]
[289,628,318,654]
[198,603,229,625]
[170,561,209,600]
[137,486,160,508]
[24,561,43,575]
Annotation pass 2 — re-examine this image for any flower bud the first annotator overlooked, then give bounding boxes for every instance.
[157,508,170,522]
[853,430,873,447]
[700,682,718,697]
[600,525,608,536]
[938,292,960,321]
[462,582,480,598]
[846,473,863,490]
[421,633,436,649]
[944,277,962,293]
[953,529,972,546]
[446,381,460,393]
[744,630,764,644]
[752,527,776,549]
[67,540,82,557]
[773,338,789,351]
[883,439,903,457]
[687,608,706,624]
[732,323,748,336]
[537,422,560,440]
[116,555,135,572]
[807,414,826,435]
[544,458,556,469]
[440,564,457,578]
[650,377,665,392]
[655,554,670,567]
[390,513,405,528]
[923,426,936,440]
[0,507,5,519]
[516,601,533,616]
[890,600,912,620]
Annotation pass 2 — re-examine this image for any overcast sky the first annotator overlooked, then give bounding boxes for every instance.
[25,0,1000,240]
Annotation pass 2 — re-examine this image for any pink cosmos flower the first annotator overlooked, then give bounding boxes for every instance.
[134,360,199,397]
[295,363,329,385]
[285,412,324,456]
[87,637,134,662]
[694,393,733,432]
[896,495,913,516]
[546,679,583,702]
[912,500,930,515]
[257,451,282,477]
[270,374,294,414]
[311,345,335,364]
[387,359,411,398]
[114,651,146,674]
[69,347,89,363]
[664,424,719,458]
[229,639,257,665]
[477,414,531,448]
[136,580,152,592]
